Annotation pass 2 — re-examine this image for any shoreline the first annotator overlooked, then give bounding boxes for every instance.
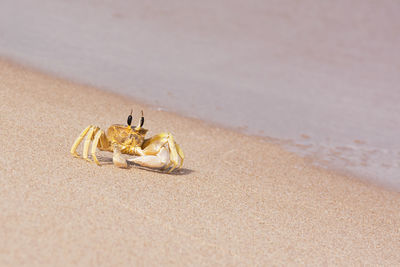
[1,59,399,265]
[2,57,394,192]
[1,0,399,188]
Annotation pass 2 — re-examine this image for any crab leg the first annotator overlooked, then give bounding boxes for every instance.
[166,135,180,173]
[175,143,185,169]
[70,125,92,157]
[91,129,105,165]
[83,126,97,161]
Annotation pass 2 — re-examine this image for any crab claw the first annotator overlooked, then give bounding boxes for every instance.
[113,144,128,168]
[127,133,184,172]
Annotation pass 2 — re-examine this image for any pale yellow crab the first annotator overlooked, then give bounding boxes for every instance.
[70,110,184,172]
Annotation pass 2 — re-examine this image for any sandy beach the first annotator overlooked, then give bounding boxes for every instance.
[0,60,399,265]
[1,0,400,186]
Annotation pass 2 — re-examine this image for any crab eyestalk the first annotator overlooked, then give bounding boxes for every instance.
[135,110,144,130]
[127,109,133,127]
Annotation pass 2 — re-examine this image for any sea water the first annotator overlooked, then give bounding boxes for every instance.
[1,0,399,189]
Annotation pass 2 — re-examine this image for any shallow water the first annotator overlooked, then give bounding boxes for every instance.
[1,0,399,189]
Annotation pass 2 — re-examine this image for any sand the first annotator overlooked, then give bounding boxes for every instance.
[0,60,399,266]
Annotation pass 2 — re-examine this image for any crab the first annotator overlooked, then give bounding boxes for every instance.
[70,110,184,173]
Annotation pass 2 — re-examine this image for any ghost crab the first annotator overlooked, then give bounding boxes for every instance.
[70,110,184,173]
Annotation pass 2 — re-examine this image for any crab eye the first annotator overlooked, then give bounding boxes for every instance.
[140,115,144,127]
[127,110,133,126]
[127,115,132,126]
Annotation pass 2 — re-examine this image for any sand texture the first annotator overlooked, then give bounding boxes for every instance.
[0,60,399,266]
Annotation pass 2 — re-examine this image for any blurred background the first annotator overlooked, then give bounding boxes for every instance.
[0,0,399,189]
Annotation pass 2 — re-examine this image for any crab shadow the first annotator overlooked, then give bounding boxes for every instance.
[96,155,194,176]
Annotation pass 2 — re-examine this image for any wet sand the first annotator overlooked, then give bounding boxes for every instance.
[0,60,399,265]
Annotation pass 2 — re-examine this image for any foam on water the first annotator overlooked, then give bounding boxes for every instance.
[1,0,399,189]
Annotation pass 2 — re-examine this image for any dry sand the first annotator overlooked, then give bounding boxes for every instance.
[0,60,399,266]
